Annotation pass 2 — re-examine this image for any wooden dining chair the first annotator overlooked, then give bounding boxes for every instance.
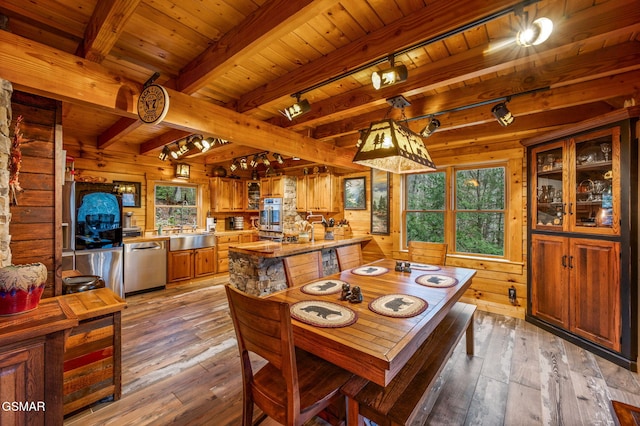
[408,241,448,265]
[335,244,363,271]
[282,251,323,287]
[225,285,353,426]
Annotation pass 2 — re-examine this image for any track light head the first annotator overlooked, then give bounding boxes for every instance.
[420,118,440,138]
[516,16,553,47]
[240,157,248,170]
[371,64,408,90]
[158,145,170,161]
[261,154,270,167]
[229,160,238,172]
[281,97,311,121]
[492,102,515,127]
[273,153,284,164]
[250,154,259,168]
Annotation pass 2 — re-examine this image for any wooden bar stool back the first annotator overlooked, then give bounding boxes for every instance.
[335,244,363,271]
[225,285,352,426]
[408,241,448,265]
[283,251,323,287]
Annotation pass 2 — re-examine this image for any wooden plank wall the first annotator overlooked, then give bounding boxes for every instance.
[9,92,59,297]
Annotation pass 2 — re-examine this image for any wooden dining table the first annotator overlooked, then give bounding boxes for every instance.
[268,258,476,387]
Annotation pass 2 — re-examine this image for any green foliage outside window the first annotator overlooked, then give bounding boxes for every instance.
[155,184,198,227]
[405,166,506,257]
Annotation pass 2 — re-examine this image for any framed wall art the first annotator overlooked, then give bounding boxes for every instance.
[371,169,390,235]
[114,181,141,208]
[343,176,366,210]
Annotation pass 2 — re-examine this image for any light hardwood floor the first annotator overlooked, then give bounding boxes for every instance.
[64,279,640,426]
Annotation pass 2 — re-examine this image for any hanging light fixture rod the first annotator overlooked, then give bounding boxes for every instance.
[293,0,540,97]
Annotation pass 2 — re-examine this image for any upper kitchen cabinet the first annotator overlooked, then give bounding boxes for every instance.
[522,107,639,371]
[210,177,244,213]
[300,173,339,212]
[260,176,284,198]
[531,127,620,235]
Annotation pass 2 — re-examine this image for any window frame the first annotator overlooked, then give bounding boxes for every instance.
[403,161,510,260]
[153,181,200,229]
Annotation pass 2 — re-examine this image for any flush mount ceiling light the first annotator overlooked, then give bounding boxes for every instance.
[419,117,440,138]
[175,163,190,179]
[280,94,311,121]
[516,9,553,47]
[371,54,408,90]
[491,100,515,127]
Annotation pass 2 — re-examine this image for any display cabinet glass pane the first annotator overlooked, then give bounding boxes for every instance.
[574,133,613,229]
[535,147,564,228]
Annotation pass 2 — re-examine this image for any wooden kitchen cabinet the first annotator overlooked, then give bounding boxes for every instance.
[167,250,193,282]
[523,108,638,370]
[260,175,284,198]
[210,177,244,212]
[168,247,216,281]
[216,234,241,273]
[298,173,338,212]
[245,180,261,211]
[194,246,216,277]
[531,234,621,351]
[0,298,77,426]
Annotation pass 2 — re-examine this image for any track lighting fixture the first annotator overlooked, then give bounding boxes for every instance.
[419,117,440,138]
[177,141,190,157]
[201,137,213,152]
[229,159,239,173]
[371,55,408,90]
[273,153,284,164]
[240,157,248,170]
[516,9,553,47]
[261,153,270,167]
[281,94,311,121]
[492,100,514,127]
[250,154,260,168]
[170,142,180,160]
[158,145,170,161]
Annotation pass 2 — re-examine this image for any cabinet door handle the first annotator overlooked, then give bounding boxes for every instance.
[568,202,574,215]
[568,255,574,269]
[562,203,567,215]
[562,255,567,268]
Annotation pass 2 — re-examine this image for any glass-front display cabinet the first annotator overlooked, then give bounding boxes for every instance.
[531,127,620,236]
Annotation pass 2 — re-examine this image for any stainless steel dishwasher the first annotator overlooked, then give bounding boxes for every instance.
[124,240,167,295]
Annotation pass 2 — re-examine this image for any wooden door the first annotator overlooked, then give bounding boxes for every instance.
[569,238,621,351]
[168,250,193,282]
[194,247,216,277]
[530,234,569,329]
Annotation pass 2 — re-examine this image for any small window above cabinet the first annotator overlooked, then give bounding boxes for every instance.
[531,126,620,236]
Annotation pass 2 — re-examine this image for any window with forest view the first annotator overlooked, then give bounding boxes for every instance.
[155,184,198,228]
[404,166,506,257]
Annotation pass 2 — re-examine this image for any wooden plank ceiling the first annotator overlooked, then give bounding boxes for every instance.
[0,0,638,171]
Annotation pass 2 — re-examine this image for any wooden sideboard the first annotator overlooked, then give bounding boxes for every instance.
[0,298,78,426]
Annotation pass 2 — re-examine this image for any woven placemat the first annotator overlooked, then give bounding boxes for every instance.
[290,301,357,328]
[368,294,428,318]
[415,274,458,288]
[350,266,389,276]
[409,263,441,271]
[301,279,348,295]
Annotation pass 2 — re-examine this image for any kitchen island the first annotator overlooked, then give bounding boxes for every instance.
[228,236,372,296]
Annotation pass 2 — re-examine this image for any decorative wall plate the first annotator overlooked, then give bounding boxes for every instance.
[290,300,357,328]
[350,266,389,276]
[415,274,458,288]
[368,294,428,318]
[301,279,347,295]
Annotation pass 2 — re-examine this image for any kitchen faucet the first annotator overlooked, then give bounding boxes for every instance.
[306,211,325,243]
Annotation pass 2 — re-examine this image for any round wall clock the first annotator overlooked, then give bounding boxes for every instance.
[137,84,169,124]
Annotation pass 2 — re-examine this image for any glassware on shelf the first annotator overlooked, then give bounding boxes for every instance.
[600,142,611,161]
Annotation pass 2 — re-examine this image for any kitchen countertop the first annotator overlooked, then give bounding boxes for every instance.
[123,229,257,244]
[228,236,371,258]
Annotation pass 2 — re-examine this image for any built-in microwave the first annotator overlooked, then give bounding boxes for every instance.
[259,198,282,232]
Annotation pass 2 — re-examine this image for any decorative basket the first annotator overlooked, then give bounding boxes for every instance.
[0,263,47,316]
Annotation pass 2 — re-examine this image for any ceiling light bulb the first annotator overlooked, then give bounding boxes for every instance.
[371,64,408,90]
[240,158,248,170]
[281,98,311,121]
[274,153,284,164]
[516,17,553,47]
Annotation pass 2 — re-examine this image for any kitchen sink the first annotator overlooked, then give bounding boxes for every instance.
[168,233,216,251]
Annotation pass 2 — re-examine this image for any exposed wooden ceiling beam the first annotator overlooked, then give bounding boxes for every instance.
[236,0,525,113]
[0,30,363,170]
[75,0,141,63]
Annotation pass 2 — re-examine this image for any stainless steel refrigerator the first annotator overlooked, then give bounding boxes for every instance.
[62,181,124,298]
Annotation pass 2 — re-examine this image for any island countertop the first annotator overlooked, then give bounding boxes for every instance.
[228,236,371,258]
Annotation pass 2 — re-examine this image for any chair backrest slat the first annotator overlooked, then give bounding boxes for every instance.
[283,251,323,287]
